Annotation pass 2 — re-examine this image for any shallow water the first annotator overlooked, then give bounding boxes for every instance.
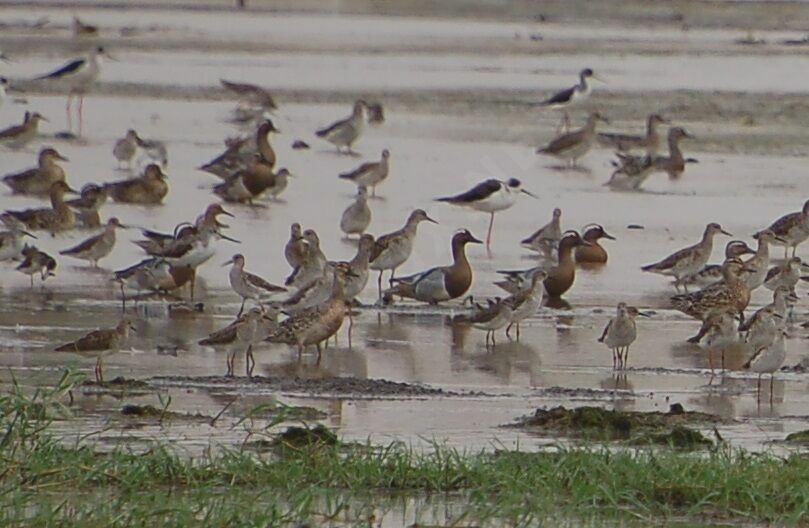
[0,1,809,460]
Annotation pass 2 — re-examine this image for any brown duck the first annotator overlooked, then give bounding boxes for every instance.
[3,147,68,195]
[7,181,78,232]
[575,224,616,264]
[543,231,592,298]
[104,164,169,204]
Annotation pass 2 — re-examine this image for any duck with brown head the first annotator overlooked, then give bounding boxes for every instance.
[383,229,482,305]
[575,224,616,264]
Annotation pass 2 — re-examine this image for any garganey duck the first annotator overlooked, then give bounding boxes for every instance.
[340,186,371,238]
[315,100,368,154]
[59,217,128,267]
[369,208,437,297]
[520,207,562,258]
[383,229,481,305]
[55,319,136,383]
[536,112,607,168]
[606,128,697,189]
[767,199,809,259]
[224,253,286,316]
[0,111,46,150]
[597,113,668,156]
[105,163,169,205]
[436,178,536,250]
[574,224,616,264]
[339,149,390,197]
[641,222,731,292]
[598,302,649,369]
[3,147,68,195]
[7,180,78,233]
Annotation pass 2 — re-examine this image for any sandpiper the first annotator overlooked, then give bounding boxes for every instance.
[113,129,139,169]
[282,263,338,316]
[285,229,328,290]
[105,163,169,205]
[66,183,107,228]
[220,79,277,111]
[199,306,279,377]
[744,330,787,403]
[436,178,536,250]
[0,214,36,262]
[536,68,599,132]
[369,209,437,297]
[642,223,731,292]
[338,149,390,197]
[225,253,286,316]
[316,100,367,154]
[575,224,616,264]
[520,208,562,258]
[599,302,648,369]
[114,258,175,307]
[135,135,168,168]
[338,234,375,299]
[340,186,371,238]
[455,298,513,346]
[3,147,68,195]
[383,229,481,305]
[284,223,307,269]
[741,302,784,357]
[502,269,547,340]
[764,256,807,293]
[671,257,755,343]
[536,112,608,168]
[767,199,809,258]
[266,269,353,362]
[739,230,783,290]
[266,168,291,200]
[0,111,46,150]
[680,240,756,288]
[55,319,136,383]
[16,245,56,287]
[702,311,739,372]
[59,217,127,267]
[597,114,668,156]
[35,46,108,135]
[7,181,78,233]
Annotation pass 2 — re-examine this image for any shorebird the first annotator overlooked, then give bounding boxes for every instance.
[113,129,139,169]
[744,330,787,403]
[282,263,338,316]
[285,229,328,290]
[104,163,169,204]
[536,112,608,168]
[6,181,78,233]
[135,135,168,168]
[502,269,547,340]
[338,149,390,197]
[266,168,291,200]
[764,256,807,293]
[35,46,108,135]
[680,240,756,289]
[72,16,99,37]
[741,303,785,356]
[337,234,375,299]
[702,311,739,372]
[266,269,353,363]
[536,68,600,132]
[599,302,648,369]
[225,253,286,316]
[767,199,809,258]
[740,230,783,290]
[340,186,371,238]
[671,257,755,343]
[220,79,277,111]
[495,231,591,298]
[113,258,175,308]
[284,223,307,269]
[0,111,46,150]
[3,147,68,195]
[455,298,513,346]
[574,224,616,264]
[16,245,56,287]
[315,100,367,154]
[436,178,536,250]
[59,217,127,267]
[642,223,731,292]
[520,207,562,258]
[383,229,481,305]
[55,319,135,383]
[0,214,36,262]
[606,128,698,190]
[65,183,107,228]
[199,306,279,377]
[369,209,437,297]
[597,114,668,157]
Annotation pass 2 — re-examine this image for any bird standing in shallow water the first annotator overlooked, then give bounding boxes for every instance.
[436,178,536,251]
[521,208,562,258]
[224,253,286,317]
[599,302,648,369]
[316,100,368,154]
[744,330,787,404]
[55,319,136,383]
[59,217,128,267]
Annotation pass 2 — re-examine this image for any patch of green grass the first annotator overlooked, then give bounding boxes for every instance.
[3,371,809,526]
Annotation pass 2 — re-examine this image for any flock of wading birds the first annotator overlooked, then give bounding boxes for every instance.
[0,55,801,398]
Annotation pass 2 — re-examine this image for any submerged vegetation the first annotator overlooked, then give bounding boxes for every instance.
[3,372,809,526]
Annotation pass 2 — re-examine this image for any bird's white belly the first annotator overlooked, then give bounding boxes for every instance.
[470,189,517,213]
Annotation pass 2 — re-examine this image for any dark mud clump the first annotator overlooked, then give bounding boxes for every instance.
[509,404,720,449]
[83,377,150,389]
[274,424,338,448]
[785,430,809,444]
[119,404,212,423]
[150,375,482,398]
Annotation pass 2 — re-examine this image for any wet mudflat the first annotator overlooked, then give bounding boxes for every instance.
[2,0,809,525]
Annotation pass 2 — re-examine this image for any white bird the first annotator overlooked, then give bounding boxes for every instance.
[35,46,109,136]
[436,178,537,250]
